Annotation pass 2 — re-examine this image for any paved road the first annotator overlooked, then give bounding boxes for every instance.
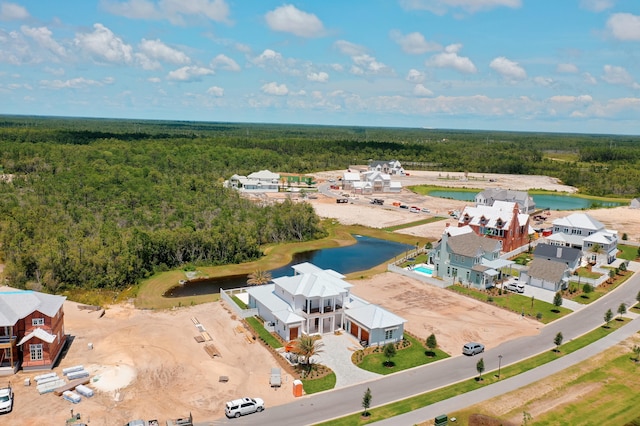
[203,268,640,426]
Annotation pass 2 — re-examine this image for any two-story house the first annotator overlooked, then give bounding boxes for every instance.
[533,243,582,271]
[547,213,618,264]
[368,160,405,175]
[458,201,531,253]
[429,226,509,289]
[246,263,405,347]
[225,169,280,192]
[474,188,536,214]
[361,171,402,193]
[0,287,66,374]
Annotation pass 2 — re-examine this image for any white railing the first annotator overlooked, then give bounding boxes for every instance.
[220,287,259,318]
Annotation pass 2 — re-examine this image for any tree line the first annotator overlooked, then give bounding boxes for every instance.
[0,115,639,292]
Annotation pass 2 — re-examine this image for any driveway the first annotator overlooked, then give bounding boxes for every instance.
[315,332,380,389]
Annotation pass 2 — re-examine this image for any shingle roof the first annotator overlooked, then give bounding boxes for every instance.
[0,288,66,326]
[534,243,581,262]
[447,232,502,257]
[526,258,568,283]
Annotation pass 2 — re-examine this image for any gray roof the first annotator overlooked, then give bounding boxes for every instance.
[526,258,568,283]
[0,287,66,326]
[534,243,581,263]
[447,232,502,257]
[346,303,406,330]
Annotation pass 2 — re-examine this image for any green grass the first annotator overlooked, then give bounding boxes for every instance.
[565,270,634,304]
[245,316,283,349]
[511,252,532,266]
[314,318,630,426]
[618,244,640,261]
[383,216,446,231]
[448,285,572,323]
[574,267,601,279]
[302,372,337,394]
[355,334,449,374]
[231,295,248,309]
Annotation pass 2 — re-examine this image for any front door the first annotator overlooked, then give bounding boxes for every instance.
[289,327,299,340]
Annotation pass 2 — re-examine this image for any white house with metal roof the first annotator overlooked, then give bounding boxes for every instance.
[547,213,618,264]
[246,263,406,347]
[225,169,280,192]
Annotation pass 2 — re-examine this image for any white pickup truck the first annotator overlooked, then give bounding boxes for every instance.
[505,278,525,293]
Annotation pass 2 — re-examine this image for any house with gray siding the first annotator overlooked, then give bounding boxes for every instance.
[519,258,571,292]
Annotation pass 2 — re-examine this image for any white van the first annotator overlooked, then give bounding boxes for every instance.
[505,281,525,293]
[225,397,265,418]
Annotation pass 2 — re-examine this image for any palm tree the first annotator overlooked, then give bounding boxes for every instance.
[293,335,323,372]
[247,269,272,286]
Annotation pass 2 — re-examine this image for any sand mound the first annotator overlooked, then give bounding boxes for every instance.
[91,364,137,392]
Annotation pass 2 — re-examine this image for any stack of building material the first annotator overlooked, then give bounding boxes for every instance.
[63,365,90,380]
[75,384,94,397]
[35,373,65,394]
[53,378,90,396]
[62,390,82,404]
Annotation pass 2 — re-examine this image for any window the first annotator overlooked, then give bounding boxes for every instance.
[32,318,45,326]
[385,330,393,339]
[30,344,43,361]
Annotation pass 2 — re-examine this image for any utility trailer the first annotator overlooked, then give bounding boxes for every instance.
[166,412,193,426]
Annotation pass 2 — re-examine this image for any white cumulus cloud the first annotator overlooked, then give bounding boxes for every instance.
[206,85,224,96]
[533,76,554,87]
[210,54,240,71]
[414,84,433,96]
[40,77,104,89]
[74,23,133,64]
[265,5,325,38]
[334,40,367,57]
[139,38,190,65]
[549,95,593,103]
[606,13,640,41]
[261,81,288,96]
[167,65,214,81]
[399,0,521,15]
[307,71,328,82]
[0,2,29,21]
[580,0,614,12]
[21,26,67,57]
[557,63,578,73]
[390,30,441,54]
[602,64,640,89]
[406,69,425,83]
[427,44,477,74]
[490,56,526,80]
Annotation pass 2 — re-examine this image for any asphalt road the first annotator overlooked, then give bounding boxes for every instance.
[204,268,640,426]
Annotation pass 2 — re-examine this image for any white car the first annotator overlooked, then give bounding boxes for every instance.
[225,397,265,418]
[0,384,13,414]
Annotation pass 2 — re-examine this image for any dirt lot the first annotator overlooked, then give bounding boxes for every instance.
[8,169,640,424]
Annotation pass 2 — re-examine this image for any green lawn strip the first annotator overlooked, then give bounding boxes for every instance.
[510,252,532,266]
[231,295,248,309]
[565,270,634,304]
[407,185,481,196]
[136,221,431,309]
[245,317,283,349]
[617,244,640,261]
[447,285,571,323]
[383,216,446,232]
[314,319,629,426]
[355,334,449,374]
[574,267,601,279]
[302,372,337,394]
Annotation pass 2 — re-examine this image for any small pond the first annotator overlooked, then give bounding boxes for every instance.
[165,235,414,297]
[428,190,625,210]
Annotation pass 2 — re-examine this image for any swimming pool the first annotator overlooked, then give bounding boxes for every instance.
[411,264,434,276]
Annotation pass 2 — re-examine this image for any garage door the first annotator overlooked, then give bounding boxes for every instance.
[350,323,359,338]
[361,328,370,343]
[289,327,299,340]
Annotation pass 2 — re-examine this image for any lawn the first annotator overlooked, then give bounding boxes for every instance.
[618,244,640,261]
[302,371,337,394]
[245,316,283,349]
[383,216,446,232]
[448,284,572,323]
[314,318,630,426]
[565,270,634,304]
[354,334,449,375]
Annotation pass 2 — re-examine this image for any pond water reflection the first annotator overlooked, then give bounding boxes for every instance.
[165,235,413,297]
[428,190,624,210]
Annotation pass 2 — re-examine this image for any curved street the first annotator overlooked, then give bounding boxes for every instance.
[207,265,640,426]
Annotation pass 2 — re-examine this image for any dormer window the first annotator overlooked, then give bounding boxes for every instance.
[480,216,487,225]
[496,218,503,228]
[463,214,470,222]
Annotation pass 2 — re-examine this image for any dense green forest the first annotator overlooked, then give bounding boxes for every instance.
[0,115,639,292]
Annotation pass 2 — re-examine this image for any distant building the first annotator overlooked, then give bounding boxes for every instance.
[630,198,640,209]
[0,287,67,374]
[475,188,535,214]
[547,213,618,264]
[368,160,404,175]
[225,170,280,192]
[457,201,531,253]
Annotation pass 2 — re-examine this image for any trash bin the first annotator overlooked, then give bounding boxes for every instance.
[292,379,303,397]
[435,414,448,425]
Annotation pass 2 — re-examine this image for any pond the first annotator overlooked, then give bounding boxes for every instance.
[427,190,625,210]
[165,235,414,297]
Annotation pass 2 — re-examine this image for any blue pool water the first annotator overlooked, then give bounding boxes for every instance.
[414,266,433,275]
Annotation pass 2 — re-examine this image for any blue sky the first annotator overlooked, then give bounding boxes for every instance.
[1,1,639,134]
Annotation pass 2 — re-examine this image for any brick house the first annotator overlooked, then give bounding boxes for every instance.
[0,287,66,374]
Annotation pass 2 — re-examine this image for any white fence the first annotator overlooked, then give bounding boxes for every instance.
[387,264,452,288]
[220,287,259,318]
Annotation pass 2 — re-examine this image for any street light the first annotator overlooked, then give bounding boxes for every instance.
[498,354,503,379]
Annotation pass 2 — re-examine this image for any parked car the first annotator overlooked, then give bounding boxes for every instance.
[336,198,348,204]
[0,383,13,414]
[399,204,409,209]
[505,281,525,293]
[462,342,485,356]
[421,207,431,213]
[409,206,420,213]
[225,397,265,418]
